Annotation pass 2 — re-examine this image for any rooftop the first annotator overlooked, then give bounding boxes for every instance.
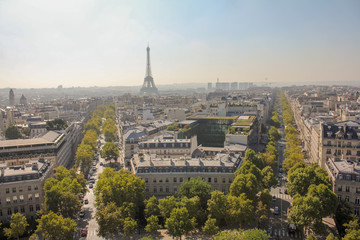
[0,131,63,148]
[232,115,256,126]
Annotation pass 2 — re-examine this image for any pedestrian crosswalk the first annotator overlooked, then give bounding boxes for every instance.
[274,193,292,200]
[272,228,302,238]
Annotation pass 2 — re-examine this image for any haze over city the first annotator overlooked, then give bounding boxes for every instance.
[1,0,360,89]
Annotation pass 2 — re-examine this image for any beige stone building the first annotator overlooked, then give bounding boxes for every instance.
[0,157,55,222]
[131,153,243,197]
[325,157,360,216]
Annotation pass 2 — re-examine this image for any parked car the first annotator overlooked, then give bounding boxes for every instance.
[279,168,283,173]
[267,227,273,236]
[278,173,282,178]
[79,210,85,218]
[89,177,95,183]
[277,181,281,187]
[81,227,87,237]
[288,223,296,233]
[272,195,276,201]
[84,199,88,204]
[274,206,279,215]
[80,198,84,204]
[100,162,103,166]
[93,167,96,171]
[89,183,93,188]
[79,193,84,198]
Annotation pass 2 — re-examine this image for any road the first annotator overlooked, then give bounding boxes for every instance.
[267,108,303,239]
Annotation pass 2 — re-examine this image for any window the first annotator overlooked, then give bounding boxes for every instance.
[36,204,40,211]
[19,195,24,203]
[19,186,23,192]
[355,208,359,216]
[28,186,31,191]
[229,178,232,183]
[346,186,350,192]
[208,178,211,183]
[326,149,331,154]
[14,207,18,214]
[153,179,156,183]
[8,208,12,216]
[222,178,226,183]
[355,198,360,205]
[29,205,33,212]
[145,178,148,183]
[214,178,218,183]
[35,193,39,200]
[174,187,177,193]
[173,177,177,183]
[338,185,342,191]
[6,188,9,194]
[13,196,17,203]
[21,206,25,213]
[153,187,157,193]
[180,177,183,183]
[166,178,169,183]
[346,150,352,156]
[6,197,11,204]
[159,187,163,193]
[357,188,360,194]
[166,186,169,193]
[34,186,38,190]
[345,196,350,202]
[0,210,2,216]
[28,194,33,201]
[12,187,16,193]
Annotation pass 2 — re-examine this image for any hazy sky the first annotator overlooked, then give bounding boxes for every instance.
[1,0,359,88]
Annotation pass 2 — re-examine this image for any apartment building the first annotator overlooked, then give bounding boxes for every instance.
[0,157,55,222]
[131,153,243,197]
[325,157,360,216]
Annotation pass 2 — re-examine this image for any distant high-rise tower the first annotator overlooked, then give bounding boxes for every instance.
[9,89,15,106]
[140,45,159,95]
[20,94,27,105]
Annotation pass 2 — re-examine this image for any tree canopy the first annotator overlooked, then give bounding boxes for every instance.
[5,125,22,139]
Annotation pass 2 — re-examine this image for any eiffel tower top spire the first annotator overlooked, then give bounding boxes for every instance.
[145,44,152,77]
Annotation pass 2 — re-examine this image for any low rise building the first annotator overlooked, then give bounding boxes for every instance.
[131,153,243,197]
[0,157,55,222]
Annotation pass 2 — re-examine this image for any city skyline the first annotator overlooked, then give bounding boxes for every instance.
[1,0,360,88]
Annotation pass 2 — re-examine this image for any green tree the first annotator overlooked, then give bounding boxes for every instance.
[165,207,196,240]
[207,190,227,225]
[75,143,94,172]
[259,189,272,207]
[36,211,77,240]
[215,228,270,240]
[95,202,123,238]
[145,196,160,218]
[101,142,119,162]
[145,215,161,235]
[95,168,145,217]
[230,173,259,200]
[180,196,204,224]
[308,184,338,217]
[343,219,360,240]
[202,218,219,236]
[46,118,67,130]
[235,161,261,181]
[123,217,137,238]
[261,166,278,189]
[159,196,179,219]
[244,149,264,169]
[289,194,322,229]
[325,233,337,240]
[269,126,281,141]
[4,213,29,240]
[5,126,22,139]
[179,177,211,207]
[225,194,254,227]
[255,201,268,227]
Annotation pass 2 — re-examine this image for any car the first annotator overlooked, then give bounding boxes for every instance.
[84,199,88,204]
[81,227,87,237]
[279,168,283,173]
[93,167,96,171]
[267,227,273,236]
[79,193,84,198]
[89,177,95,183]
[100,162,103,166]
[80,198,84,204]
[274,206,279,215]
[284,189,288,194]
[278,173,282,178]
[277,181,281,187]
[272,195,276,201]
[93,162,96,166]
[288,223,296,233]
[89,183,93,188]
[79,210,85,218]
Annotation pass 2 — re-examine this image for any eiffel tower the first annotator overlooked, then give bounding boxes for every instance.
[140,45,159,95]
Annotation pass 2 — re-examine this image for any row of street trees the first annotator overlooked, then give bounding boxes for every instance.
[280,93,305,171]
[100,105,119,164]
